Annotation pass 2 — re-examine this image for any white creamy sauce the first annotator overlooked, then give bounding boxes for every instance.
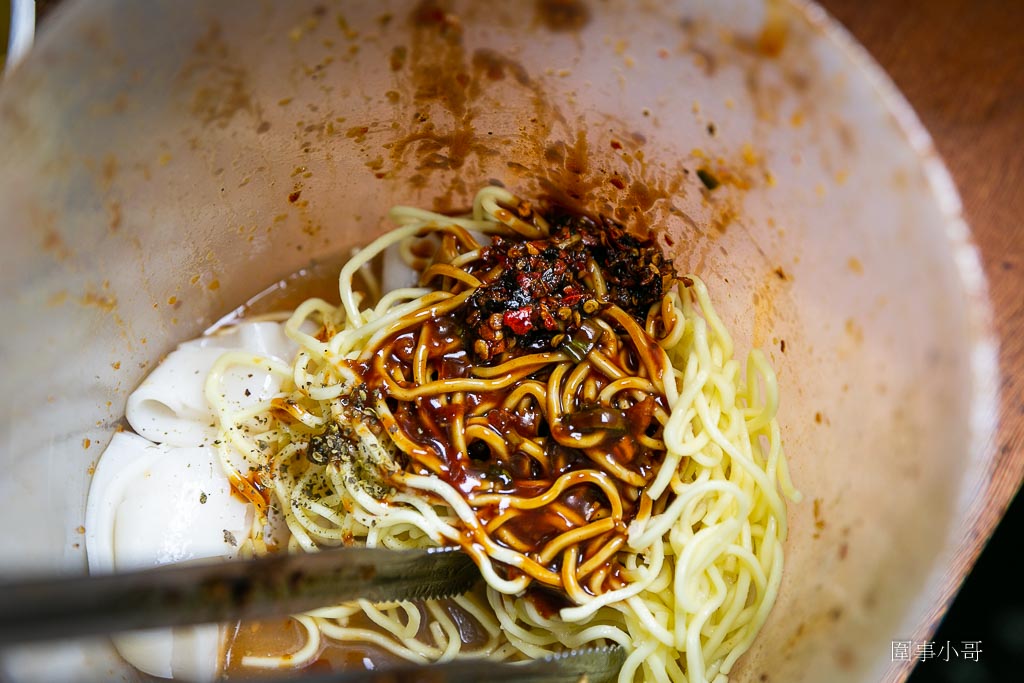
[86,322,296,681]
[85,243,415,680]
[125,322,297,448]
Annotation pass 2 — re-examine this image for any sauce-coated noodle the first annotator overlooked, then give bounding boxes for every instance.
[210,187,800,682]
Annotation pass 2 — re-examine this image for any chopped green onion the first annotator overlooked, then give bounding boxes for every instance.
[562,407,629,436]
[560,318,602,361]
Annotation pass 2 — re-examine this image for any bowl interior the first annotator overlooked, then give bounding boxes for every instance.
[0,1,996,681]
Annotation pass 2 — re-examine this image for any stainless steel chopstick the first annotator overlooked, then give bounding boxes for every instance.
[0,546,478,645]
[250,646,626,683]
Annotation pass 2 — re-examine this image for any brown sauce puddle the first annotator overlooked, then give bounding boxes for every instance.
[222,595,491,677]
[208,254,347,331]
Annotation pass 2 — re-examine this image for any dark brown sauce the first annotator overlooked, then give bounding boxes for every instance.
[524,585,573,619]
[534,0,591,32]
[337,206,669,597]
[223,596,492,677]
[471,48,531,85]
[208,252,349,331]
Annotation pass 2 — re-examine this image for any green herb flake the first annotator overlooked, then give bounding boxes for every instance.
[697,168,720,191]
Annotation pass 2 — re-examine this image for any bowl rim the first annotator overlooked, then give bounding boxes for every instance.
[789,1,1002,680]
[0,0,1007,680]
[4,0,36,76]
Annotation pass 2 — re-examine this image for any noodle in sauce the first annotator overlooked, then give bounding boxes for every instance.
[206,186,800,682]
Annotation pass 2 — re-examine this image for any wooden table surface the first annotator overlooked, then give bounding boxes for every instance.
[818,0,1024,676]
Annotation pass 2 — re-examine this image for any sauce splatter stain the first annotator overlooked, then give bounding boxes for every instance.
[43,230,73,262]
[80,292,117,313]
[472,49,530,84]
[755,0,788,57]
[180,22,257,129]
[535,0,591,32]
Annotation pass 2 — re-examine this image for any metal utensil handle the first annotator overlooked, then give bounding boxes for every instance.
[252,646,626,683]
[0,546,478,644]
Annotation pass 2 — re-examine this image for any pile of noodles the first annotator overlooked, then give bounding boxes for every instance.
[204,187,800,683]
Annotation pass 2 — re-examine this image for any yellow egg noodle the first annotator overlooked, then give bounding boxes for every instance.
[203,186,800,683]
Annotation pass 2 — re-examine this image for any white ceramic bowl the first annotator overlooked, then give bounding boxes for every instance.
[0,1,998,681]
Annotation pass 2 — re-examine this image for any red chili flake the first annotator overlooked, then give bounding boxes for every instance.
[463,203,677,361]
[561,286,583,307]
[503,307,534,334]
[539,305,557,330]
